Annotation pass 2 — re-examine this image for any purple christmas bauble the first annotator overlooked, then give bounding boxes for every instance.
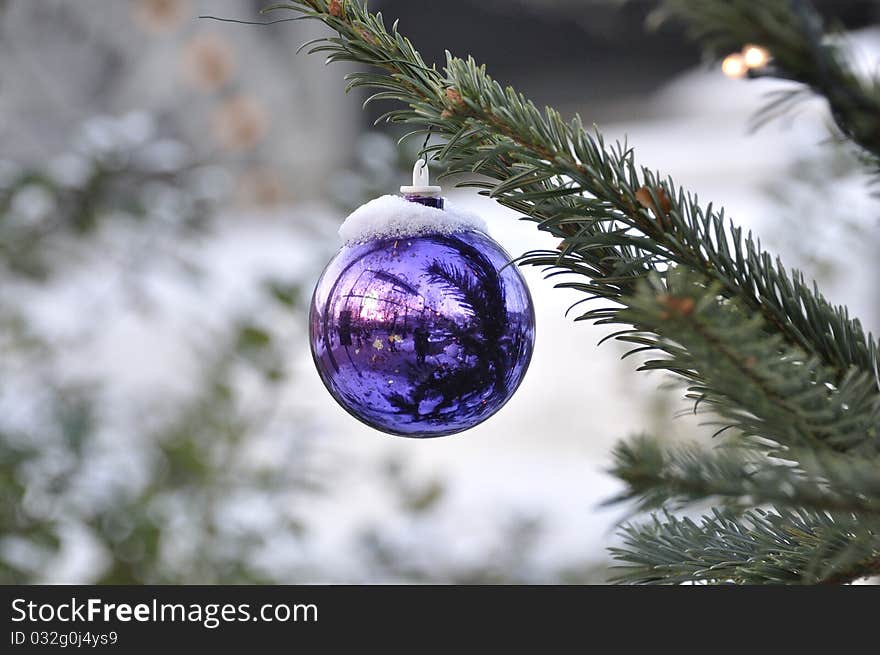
[309,196,534,437]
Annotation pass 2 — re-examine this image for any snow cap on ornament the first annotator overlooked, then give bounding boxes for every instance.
[338,160,487,245]
[309,158,535,438]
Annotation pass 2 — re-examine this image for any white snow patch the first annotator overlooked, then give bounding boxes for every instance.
[338,194,487,245]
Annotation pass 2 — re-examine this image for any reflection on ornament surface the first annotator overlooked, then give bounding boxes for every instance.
[310,229,534,437]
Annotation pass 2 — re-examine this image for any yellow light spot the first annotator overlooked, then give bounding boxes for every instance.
[721,53,748,79]
[373,339,384,350]
[742,44,770,68]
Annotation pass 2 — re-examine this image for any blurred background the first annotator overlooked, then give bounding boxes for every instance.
[1,0,877,584]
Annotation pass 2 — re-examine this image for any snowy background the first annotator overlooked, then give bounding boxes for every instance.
[0,0,877,583]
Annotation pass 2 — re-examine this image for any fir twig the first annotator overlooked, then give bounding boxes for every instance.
[617,269,880,455]
[277,0,880,584]
[609,435,880,516]
[275,1,879,390]
[611,507,880,585]
[656,0,880,166]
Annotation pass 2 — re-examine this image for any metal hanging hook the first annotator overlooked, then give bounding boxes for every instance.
[421,125,433,153]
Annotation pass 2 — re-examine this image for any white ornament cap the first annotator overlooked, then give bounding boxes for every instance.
[399,159,442,197]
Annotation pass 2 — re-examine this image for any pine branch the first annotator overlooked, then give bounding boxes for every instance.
[657,0,880,164]
[276,0,879,391]
[617,269,880,454]
[275,0,880,584]
[611,507,880,585]
[610,435,880,516]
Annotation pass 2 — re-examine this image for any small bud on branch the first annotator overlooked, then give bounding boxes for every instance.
[328,0,344,18]
[445,87,465,108]
[636,185,673,230]
[657,294,695,320]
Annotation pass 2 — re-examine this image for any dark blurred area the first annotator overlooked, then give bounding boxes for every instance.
[375,0,880,122]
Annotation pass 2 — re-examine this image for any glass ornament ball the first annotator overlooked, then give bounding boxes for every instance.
[309,199,535,438]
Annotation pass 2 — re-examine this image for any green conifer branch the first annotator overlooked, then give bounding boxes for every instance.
[617,269,880,455]
[657,0,880,164]
[611,507,880,585]
[611,269,880,581]
[274,0,880,583]
[610,435,880,516]
[275,0,879,388]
